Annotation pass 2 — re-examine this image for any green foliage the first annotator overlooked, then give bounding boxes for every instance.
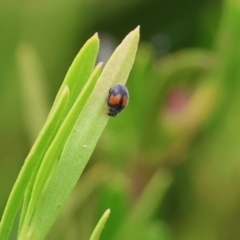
[0,27,139,240]
[1,0,240,240]
[89,209,111,240]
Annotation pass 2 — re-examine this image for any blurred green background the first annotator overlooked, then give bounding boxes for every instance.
[2,0,240,239]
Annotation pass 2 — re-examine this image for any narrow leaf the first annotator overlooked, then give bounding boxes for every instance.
[114,171,171,240]
[89,209,111,240]
[19,63,103,238]
[25,26,140,240]
[50,33,99,116]
[0,86,69,239]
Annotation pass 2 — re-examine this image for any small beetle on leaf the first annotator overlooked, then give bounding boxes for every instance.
[106,83,129,117]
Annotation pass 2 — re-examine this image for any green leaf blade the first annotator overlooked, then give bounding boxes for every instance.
[26,26,140,240]
[0,86,70,240]
[1,33,100,240]
[19,62,103,238]
[50,33,100,117]
[89,209,111,240]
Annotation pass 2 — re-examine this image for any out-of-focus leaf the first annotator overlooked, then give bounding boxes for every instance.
[114,170,172,240]
[17,43,49,142]
[89,209,111,240]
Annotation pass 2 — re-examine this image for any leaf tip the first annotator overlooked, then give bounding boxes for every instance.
[129,26,140,42]
[96,61,104,68]
[105,208,111,216]
[132,25,140,34]
[93,32,99,39]
[101,208,111,220]
[86,32,99,46]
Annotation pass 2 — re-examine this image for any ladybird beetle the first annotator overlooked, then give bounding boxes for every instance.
[106,83,129,117]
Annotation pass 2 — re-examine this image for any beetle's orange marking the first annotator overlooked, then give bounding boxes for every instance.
[109,94,122,105]
[122,96,128,107]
